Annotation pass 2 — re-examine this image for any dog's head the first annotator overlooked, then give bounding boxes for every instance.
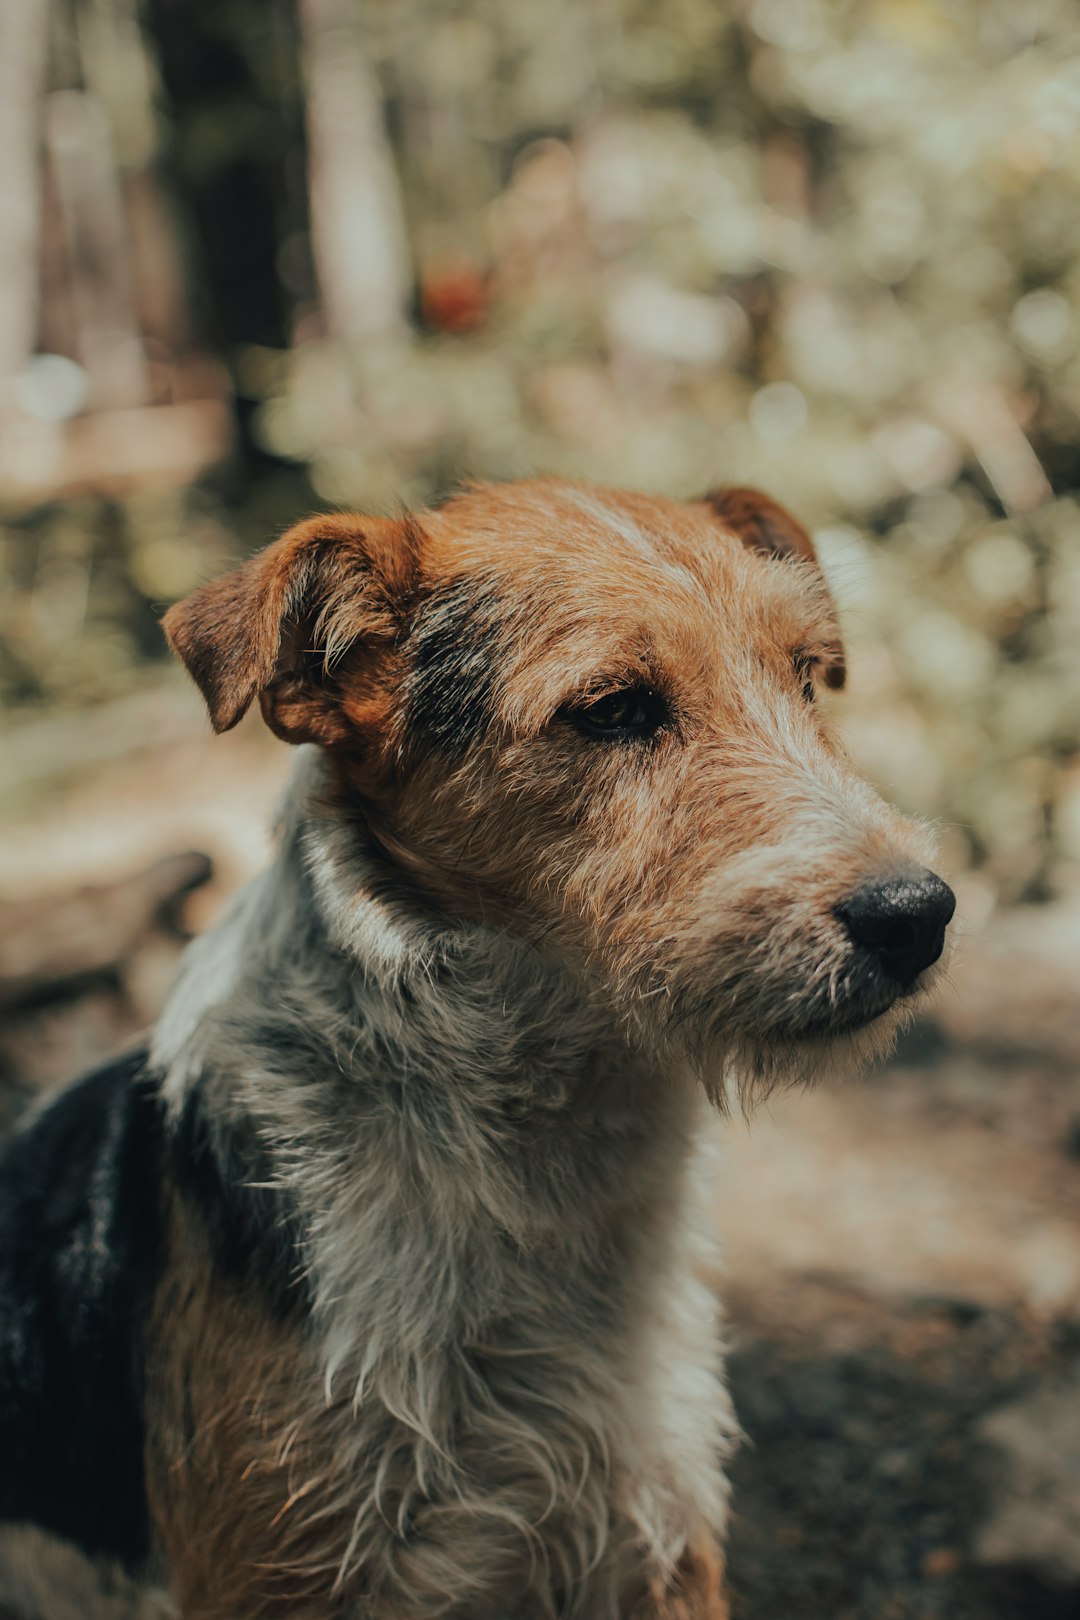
[165,479,953,1097]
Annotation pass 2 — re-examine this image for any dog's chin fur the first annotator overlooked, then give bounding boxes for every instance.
[713,1005,907,1111]
[652,952,952,1115]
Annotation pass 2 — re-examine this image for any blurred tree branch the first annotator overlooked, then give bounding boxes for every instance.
[0,0,50,384]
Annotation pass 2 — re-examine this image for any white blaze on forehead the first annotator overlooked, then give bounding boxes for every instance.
[562,488,655,559]
[560,488,706,599]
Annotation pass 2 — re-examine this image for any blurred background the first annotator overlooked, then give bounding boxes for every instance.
[2,2,1080,1616]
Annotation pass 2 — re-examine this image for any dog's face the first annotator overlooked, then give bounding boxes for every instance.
[165,479,953,1094]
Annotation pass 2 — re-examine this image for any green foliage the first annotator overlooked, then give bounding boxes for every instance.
[4,0,1080,896]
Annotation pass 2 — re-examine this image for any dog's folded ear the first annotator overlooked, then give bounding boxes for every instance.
[163,514,422,745]
[699,486,846,690]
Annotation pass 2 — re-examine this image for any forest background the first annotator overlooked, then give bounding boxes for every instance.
[2,5,1080,1617]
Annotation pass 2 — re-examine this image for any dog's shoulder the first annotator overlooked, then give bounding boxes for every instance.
[0,1048,165,1569]
[165,1076,308,1315]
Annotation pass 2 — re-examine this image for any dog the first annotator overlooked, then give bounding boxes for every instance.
[0,479,954,1619]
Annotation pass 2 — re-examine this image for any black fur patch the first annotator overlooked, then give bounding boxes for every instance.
[0,1052,311,1567]
[403,578,502,752]
[168,1083,307,1317]
[0,1049,164,1568]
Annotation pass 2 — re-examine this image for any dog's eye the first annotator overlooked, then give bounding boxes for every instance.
[793,653,818,704]
[568,686,668,740]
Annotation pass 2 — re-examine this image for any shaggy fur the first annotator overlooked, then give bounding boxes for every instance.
[0,478,953,1618]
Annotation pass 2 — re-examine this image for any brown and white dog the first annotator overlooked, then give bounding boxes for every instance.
[0,479,954,1619]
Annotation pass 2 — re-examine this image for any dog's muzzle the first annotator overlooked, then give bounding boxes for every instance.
[835,868,955,990]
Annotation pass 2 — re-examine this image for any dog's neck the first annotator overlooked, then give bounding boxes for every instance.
[153,750,702,1383]
[146,752,728,1597]
[156,748,629,1100]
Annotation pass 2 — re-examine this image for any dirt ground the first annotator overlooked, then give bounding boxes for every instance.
[2,697,1079,1619]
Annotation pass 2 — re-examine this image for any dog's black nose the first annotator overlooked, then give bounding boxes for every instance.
[835,870,955,985]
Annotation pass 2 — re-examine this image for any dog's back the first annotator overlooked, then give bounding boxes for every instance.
[0,1053,166,1606]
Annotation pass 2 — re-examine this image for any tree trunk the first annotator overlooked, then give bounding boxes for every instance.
[299,0,412,348]
[0,0,50,384]
[45,87,149,410]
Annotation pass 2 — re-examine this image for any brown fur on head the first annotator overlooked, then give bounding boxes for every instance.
[165,479,948,1095]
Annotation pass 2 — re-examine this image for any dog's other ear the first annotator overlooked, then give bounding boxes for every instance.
[163,513,421,745]
[700,486,845,690]
[701,486,820,567]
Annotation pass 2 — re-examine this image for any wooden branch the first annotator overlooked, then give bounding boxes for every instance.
[0,850,212,1012]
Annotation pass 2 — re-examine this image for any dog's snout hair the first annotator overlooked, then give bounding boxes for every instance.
[0,478,954,1620]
